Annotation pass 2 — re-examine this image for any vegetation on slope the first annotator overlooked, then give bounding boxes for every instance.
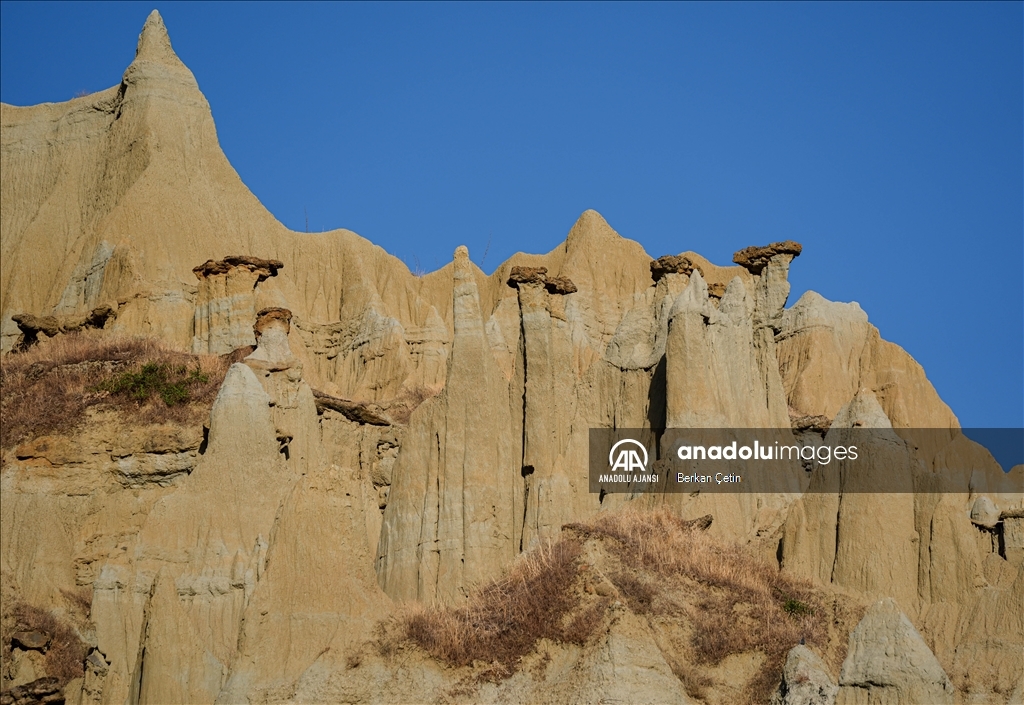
[0,332,241,451]
[394,508,852,704]
[570,509,841,702]
[1,597,91,688]
[397,539,606,682]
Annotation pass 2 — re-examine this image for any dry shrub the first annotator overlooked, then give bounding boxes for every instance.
[666,656,715,701]
[401,539,602,680]
[1,602,88,685]
[386,509,838,701]
[568,508,828,704]
[60,587,92,619]
[608,572,656,614]
[1,331,234,450]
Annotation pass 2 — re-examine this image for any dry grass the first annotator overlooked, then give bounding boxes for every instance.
[396,539,605,681]
[1,332,235,451]
[391,508,837,701]
[59,587,92,620]
[1,602,88,686]
[666,656,716,701]
[567,508,830,703]
[608,571,656,613]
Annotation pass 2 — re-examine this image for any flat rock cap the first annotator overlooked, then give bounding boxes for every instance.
[254,307,293,336]
[650,255,703,282]
[544,276,578,295]
[732,241,802,274]
[312,390,392,426]
[193,255,284,279]
[507,266,548,287]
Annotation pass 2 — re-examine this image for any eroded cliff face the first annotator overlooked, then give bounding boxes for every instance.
[2,11,1021,705]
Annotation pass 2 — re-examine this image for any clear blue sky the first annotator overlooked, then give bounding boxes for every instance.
[2,1,1021,430]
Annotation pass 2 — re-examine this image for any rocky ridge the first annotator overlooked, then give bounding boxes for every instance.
[1,11,1022,705]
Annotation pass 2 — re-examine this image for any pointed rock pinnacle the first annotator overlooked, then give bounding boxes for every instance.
[565,209,619,249]
[135,10,180,64]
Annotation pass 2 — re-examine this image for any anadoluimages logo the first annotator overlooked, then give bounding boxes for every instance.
[591,428,1024,494]
[608,438,648,473]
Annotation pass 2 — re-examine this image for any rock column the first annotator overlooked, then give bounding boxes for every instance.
[739,241,802,428]
[507,266,579,550]
[191,256,283,354]
[377,247,518,603]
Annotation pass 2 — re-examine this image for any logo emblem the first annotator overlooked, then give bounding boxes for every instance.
[608,438,648,473]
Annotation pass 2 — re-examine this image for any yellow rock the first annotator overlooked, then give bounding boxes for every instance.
[1,10,1020,704]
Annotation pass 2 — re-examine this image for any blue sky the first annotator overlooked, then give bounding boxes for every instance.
[1,1,1021,430]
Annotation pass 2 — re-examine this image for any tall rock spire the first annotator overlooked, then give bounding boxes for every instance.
[134,10,182,65]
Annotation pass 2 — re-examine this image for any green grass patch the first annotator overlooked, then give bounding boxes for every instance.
[97,362,208,406]
[782,597,814,617]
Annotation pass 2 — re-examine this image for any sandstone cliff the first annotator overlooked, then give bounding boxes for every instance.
[2,11,1021,705]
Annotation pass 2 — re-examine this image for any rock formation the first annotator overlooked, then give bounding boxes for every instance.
[650,254,703,281]
[837,598,955,705]
[11,306,116,348]
[377,246,519,603]
[732,240,803,274]
[771,645,838,705]
[1,10,1021,705]
[191,257,283,355]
